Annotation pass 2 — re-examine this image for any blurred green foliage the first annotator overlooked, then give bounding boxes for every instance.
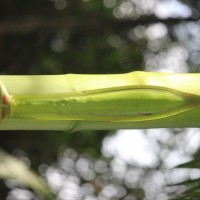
[0,0,200,199]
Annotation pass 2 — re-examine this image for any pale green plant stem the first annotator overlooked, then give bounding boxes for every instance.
[0,71,200,131]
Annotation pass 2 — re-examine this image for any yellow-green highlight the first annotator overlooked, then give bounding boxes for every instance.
[0,71,200,131]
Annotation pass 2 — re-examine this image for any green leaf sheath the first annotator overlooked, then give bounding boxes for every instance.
[0,71,200,131]
[9,87,198,121]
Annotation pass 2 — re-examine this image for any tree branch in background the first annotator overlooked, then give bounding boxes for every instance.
[0,15,198,35]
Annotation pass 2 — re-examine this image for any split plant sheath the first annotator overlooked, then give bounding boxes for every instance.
[0,71,200,131]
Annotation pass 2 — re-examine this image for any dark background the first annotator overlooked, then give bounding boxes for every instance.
[0,0,200,199]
